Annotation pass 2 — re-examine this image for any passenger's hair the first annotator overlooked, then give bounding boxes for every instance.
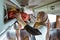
[20,29,29,40]
[37,11,48,23]
[49,28,60,40]
[34,11,48,28]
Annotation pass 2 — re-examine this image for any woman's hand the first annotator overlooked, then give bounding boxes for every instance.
[15,13,26,27]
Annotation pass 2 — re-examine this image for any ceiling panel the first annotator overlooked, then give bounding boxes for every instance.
[16,0,57,8]
[34,1,60,15]
[28,0,57,8]
[16,0,29,6]
[28,0,42,6]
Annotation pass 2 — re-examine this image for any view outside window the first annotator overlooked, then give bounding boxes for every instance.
[48,14,56,22]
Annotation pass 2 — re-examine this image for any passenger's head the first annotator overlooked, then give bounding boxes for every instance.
[20,30,29,40]
[34,11,49,28]
[36,11,48,23]
[49,29,60,40]
[21,12,30,22]
[7,30,16,40]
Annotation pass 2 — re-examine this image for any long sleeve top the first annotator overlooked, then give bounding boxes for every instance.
[24,23,47,40]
